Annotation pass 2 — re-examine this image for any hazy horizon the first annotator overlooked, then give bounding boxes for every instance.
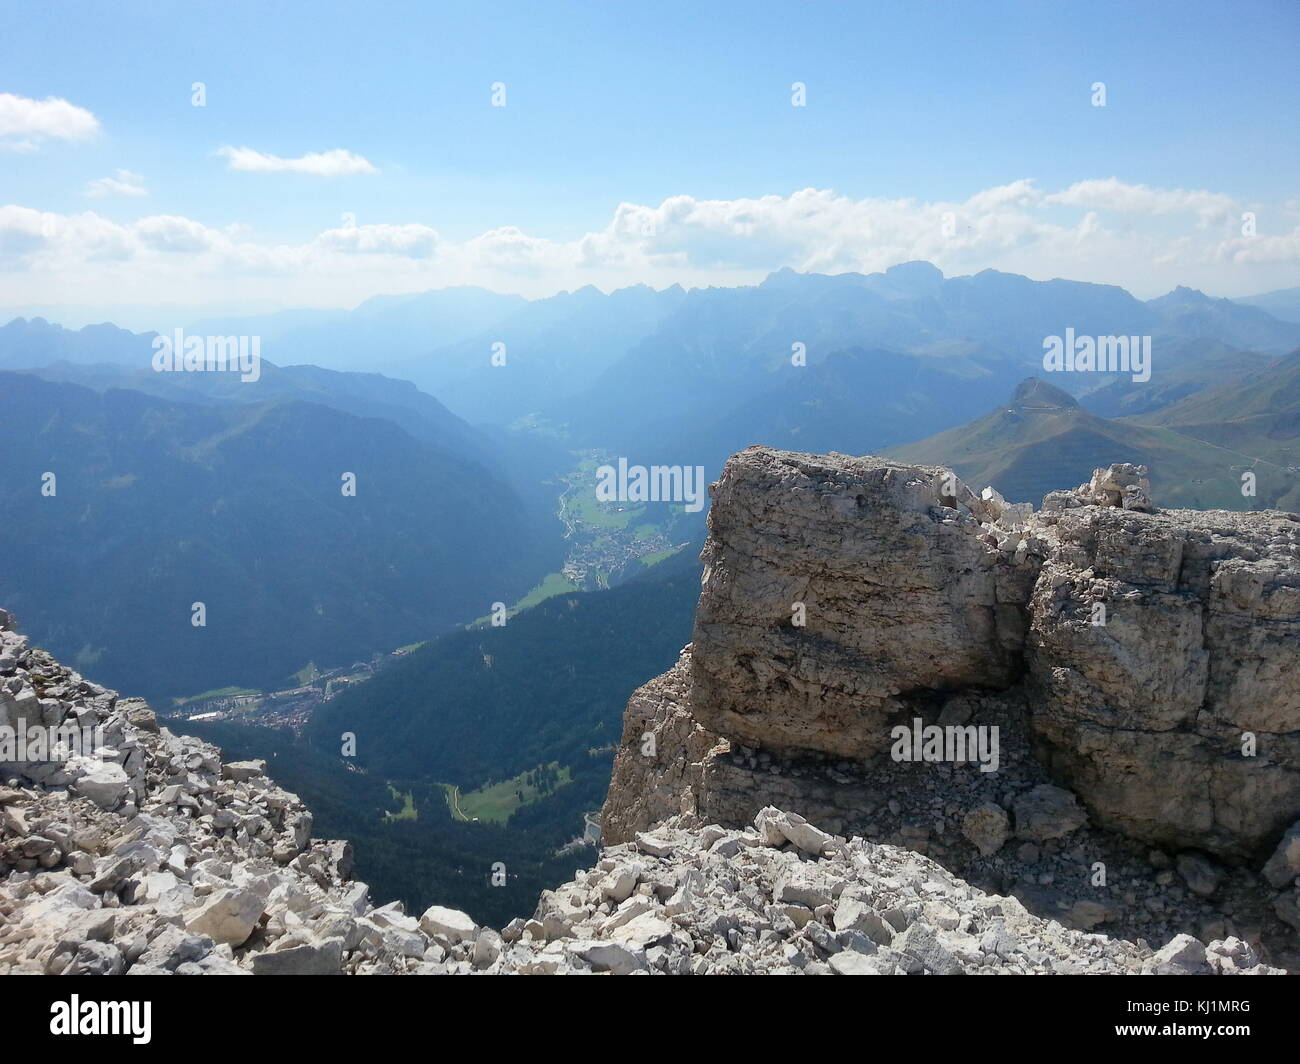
[4,0,1299,326]
[4,261,1298,336]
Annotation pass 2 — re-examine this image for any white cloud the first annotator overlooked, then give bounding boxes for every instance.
[1,178,1297,309]
[0,93,99,151]
[83,169,147,198]
[1215,228,1300,265]
[1046,178,1237,226]
[216,146,378,176]
[576,184,1065,274]
[0,205,52,255]
[314,223,437,257]
[462,226,550,274]
[135,215,223,253]
[0,204,134,261]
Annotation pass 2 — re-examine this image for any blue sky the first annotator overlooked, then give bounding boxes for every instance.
[2,0,1298,322]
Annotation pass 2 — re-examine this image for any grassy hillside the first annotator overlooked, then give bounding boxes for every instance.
[888,375,1298,510]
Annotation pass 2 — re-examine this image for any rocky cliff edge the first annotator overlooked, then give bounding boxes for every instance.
[603,448,1300,968]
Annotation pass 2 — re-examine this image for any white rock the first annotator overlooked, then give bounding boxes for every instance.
[222,759,267,782]
[635,832,675,857]
[829,951,883,975]
[568,940,647,974]
[185,887,265,947]
[71,761,130,810]
[418,904,478,944]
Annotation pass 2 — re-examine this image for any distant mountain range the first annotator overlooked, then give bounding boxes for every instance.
[0,316,154,370]
[24,357,493,464]
[558,269,1300,472]
[3,263,1296,695]
[1237,286,1300,325]
[11,265,1296,453]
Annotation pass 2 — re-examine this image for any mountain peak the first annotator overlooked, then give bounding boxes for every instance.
[1011,376,1078,410]
[868,259,944,296]
[885,260,943,282]
[760,266,805,287]
[1151,285,1213,306]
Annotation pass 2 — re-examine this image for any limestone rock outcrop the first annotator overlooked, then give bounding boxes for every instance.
[602,651,722,845]
[1025,501,1300,856]
[603,448,1300,963]
[691,449,1034,758]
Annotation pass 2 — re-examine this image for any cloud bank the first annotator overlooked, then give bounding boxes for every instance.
[216,146,378,176]
[0,93,99,152]
[2,179,1297,311]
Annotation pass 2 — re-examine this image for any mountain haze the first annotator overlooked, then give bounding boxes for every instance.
[0,372,562,699]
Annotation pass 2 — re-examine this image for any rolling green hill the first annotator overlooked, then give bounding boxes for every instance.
[888,374,1298,510]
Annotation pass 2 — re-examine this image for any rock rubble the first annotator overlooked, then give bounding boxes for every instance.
[477,810,1283,975]
[0,604,1291,974]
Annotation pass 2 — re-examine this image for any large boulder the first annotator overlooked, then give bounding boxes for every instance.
[418,905,477,944]
[70,762,130,810]
[1025,504,1300,856]
[605,448,1300,864]
[690,449,1034,758]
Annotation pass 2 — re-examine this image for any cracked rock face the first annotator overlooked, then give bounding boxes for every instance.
[691,448,1035,759]
[602,651,722,846]
[1025,503,1300,857]
[670,447,1300,860]
[603,448,1300,964]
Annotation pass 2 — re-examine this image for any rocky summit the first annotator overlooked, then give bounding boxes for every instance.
[603,448,1300,970]
[0,622,1284,977]
[3,448,1299,975]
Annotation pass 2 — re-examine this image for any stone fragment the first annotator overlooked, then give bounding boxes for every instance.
[71,762,130,810]
[185,888,265,947]
[961,801,1010,857]
[892,921,963,975]
[1146,934,1210,975]
[1012,785,1087,841]
[418,905,478,944]
[1261,821,1300,889]
[251,938,344,975]
[1175,852,1222,898]
[221,760,267,782]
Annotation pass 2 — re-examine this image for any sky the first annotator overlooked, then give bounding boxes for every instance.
[2,0,1299,327]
